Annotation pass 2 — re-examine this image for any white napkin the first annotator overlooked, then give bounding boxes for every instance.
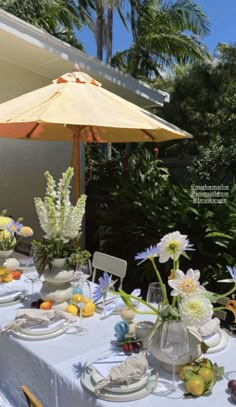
[1,308,77,333]
[93,354,127,378]
[94,352,149,395]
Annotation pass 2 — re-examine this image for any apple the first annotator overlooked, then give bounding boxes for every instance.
[122,343,133,354]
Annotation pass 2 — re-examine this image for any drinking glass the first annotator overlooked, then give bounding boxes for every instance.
[146,282,163,307]
[67,281,91,335]
[160,320,189,393]
[25,272,40,296]
[76,260,92,280]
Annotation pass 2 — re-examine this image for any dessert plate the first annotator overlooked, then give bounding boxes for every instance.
[12,320,69,340]
[0,291,22,303]
[91,368,151,394]
[20,318,67,336]
[81,365,158,402]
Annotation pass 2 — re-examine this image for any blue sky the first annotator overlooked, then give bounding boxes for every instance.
[79,0,236,58]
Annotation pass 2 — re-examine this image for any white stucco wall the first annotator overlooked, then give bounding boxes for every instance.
[0,60,84,248]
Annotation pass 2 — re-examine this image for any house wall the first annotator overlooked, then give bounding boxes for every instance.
[0,60,84,250]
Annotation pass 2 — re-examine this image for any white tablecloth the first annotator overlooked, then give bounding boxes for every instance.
[0,270,235,407]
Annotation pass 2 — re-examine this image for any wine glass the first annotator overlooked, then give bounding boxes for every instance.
[67,281,91,335]
[25,272,40,296]
[160,320,189,393]
[146,282,163,307]
[75,259,92,281]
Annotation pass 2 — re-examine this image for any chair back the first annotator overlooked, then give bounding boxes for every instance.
[92,251,127,289]
[21,386,43,407]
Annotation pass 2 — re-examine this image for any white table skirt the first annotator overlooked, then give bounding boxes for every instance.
[0,271,235,407]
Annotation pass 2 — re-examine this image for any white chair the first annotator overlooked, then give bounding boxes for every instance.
[92,251,127,289]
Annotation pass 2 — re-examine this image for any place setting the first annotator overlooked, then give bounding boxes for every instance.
[80,351,159,402]
[0,308,76,341]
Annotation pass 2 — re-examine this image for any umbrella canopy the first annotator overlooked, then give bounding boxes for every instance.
[0,69,192,197]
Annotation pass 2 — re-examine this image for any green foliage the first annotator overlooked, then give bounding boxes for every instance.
[159,44,236,185]
[87,149,236,294]
[111,0,210,79]
[0,0,86,49]
[32,237,90,275]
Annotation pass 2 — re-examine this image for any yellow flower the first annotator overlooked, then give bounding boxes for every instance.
[0,216,12,230]
[19,226,33,237]
[0,230,11,240]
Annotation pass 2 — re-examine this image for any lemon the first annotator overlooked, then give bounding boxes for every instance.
[82,301,96,317]
[0,267,7,276]
[65,304,78,316]
[72,293,84,303]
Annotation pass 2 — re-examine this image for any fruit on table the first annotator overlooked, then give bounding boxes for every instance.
[12,271,21,280]
[186,375,205,396]
[65,304,78,316]
[228,380,236,392]
[198,367,214,384]
[82,300,96,317]
[31,299,44,309]
[0,267,7,276]
[180,357,224,398]
[2,272,13,282]
[122,340,143,354]
[40,301,53,310]
[72,293,84,303]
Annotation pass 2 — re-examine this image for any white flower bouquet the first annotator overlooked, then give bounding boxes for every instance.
[118,231,236,331]
[32,167,90,274]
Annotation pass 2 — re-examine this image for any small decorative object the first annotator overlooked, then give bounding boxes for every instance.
[32,167,91,310]
[179,357,224,397]
[0,210,33,264]
[120,307,136,339]
[114,231,236,371]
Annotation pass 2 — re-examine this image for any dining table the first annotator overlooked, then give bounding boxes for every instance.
[0,260,235,407]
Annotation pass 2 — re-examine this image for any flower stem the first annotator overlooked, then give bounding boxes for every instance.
[150,257,169,305]
[215,283,236,299]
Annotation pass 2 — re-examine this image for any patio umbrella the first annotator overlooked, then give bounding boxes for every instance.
[0,68,192,198]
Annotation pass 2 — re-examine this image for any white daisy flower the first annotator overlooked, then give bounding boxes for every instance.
[168,268,205,297]
[3,258,20,271]
[179,295,213,328]
[157,231,194,263]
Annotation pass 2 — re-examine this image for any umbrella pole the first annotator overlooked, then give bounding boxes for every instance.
[72,132,80,200]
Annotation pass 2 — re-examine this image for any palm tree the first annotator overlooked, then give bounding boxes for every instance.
[0,0,92,49]
[111,0,211,79]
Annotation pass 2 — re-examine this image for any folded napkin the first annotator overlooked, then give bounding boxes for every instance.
[94,351,148,395]
[1,309,77,333]
[102,289,141,318]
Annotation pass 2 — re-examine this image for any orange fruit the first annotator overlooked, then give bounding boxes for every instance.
[12,271,21,280]
[2,272,13,282]
[40,301,53,310]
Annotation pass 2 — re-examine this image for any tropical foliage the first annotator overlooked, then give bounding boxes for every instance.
[111,0,210,79]
[0,0,90,49]
[86,149,236,295]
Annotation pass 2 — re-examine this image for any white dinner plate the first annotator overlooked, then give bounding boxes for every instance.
[91,368,151,394]
[20,318,67,336]
[81,365,158,402]
[12,320,70,340]
[0,296,24,307]
[205,329,229,353]
[0,291,22,303]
